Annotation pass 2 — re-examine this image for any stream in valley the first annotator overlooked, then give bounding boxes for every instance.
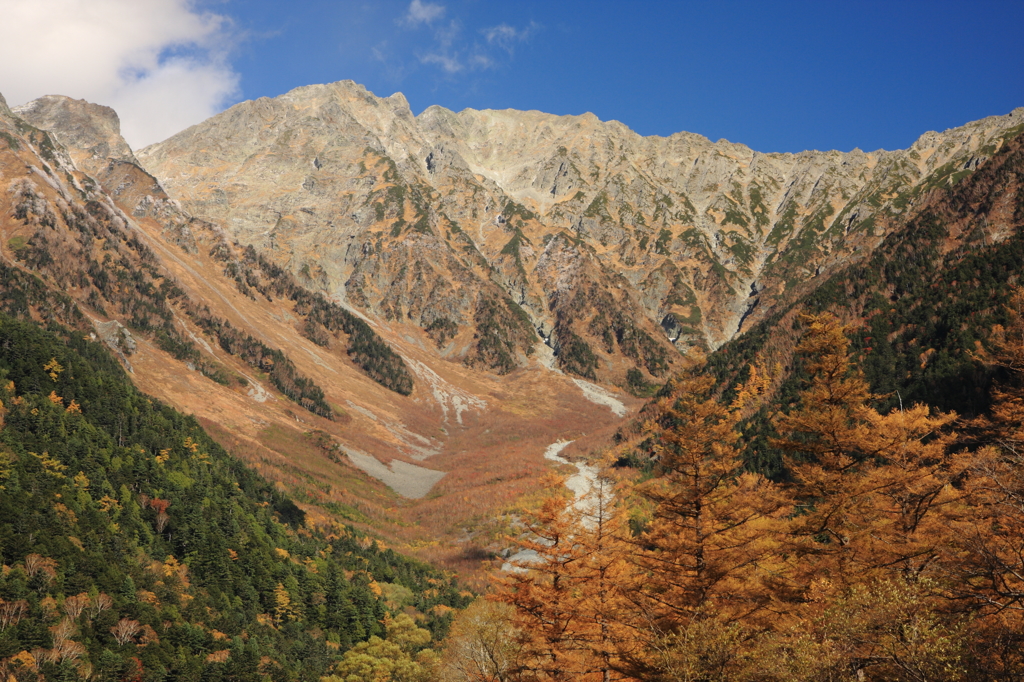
[500,439,603,571]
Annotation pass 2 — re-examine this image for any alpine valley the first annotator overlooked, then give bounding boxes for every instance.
[2,79,1024,680]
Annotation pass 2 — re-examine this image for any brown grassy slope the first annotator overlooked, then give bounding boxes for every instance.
[0,116,633,583]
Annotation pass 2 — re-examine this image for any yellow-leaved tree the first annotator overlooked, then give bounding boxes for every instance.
[324,613,437,682]
[946,287,1024,676]
[620,365,790,681]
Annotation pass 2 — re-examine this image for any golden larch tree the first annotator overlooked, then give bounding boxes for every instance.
[621,366,790,680]
[496,476,639,682]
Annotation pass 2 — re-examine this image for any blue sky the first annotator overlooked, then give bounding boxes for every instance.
[227,0,1024,153]
[1,0,1021,151]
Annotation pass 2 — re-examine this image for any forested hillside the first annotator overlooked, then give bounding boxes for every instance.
[0,314,468,682]
[705,125,1024,479]
[477,301,1024,681]
[0,87,639,596]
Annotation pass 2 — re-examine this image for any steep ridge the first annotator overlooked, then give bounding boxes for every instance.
[8,84,1024,578]
[1,93,632,577]
[701,124,1024,478]
[138,81,1024,388]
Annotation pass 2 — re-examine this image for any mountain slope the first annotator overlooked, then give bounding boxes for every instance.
[701,123,1024,477]
[0,92,632,578]
[0,312,469,681]
[137,81,1024,385]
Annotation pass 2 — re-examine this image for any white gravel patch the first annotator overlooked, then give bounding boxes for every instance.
[345,400,440,460]
[343,447,445,499]
[386,420,441,461]
[246,379,270,403]
[185,327,215,355]
[406,358,487,425]
[572,379,627,417]
[533,342,559,371]
[345,400,378,421]
[544,440,601,517]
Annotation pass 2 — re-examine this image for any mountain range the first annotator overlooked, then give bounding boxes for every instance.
[1,82,1022,571]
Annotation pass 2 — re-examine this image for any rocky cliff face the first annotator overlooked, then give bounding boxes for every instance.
[12,95,205,256]
[6,83,1024,574]
[13,95,138,172]
[0,91,637,568]
[136,81,1023,387]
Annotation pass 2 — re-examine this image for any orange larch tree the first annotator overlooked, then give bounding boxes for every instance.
[945,287,1024,675]
[615,365,791,680]
[495,477,639,682]
[773,314,969,590]
[771,314,974,679]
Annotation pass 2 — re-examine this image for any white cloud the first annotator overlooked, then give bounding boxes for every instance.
[388,4,538,81]
[482,23,536,54]
[421,52,464,74]
[434,19,461,50]
[404,0,444,26]
[468,53,495,70]
[419,20,468,74]
[0,0,240,149]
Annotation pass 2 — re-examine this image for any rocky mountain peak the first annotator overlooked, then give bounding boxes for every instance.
[134,81,1024,383]
[13,94,139,174]
[4,80,1024,569]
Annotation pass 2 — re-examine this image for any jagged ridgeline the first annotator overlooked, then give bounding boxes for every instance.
[135,82,1024,387]
[14,87,1024,392]
[0,314,468,681]
[704,125,1024,478]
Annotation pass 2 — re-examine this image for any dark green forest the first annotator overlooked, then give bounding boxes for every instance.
[0,314,468,681]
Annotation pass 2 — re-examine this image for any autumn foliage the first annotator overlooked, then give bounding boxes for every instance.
[486,291,1024,682]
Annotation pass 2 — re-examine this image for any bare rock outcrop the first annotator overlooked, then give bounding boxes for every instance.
[13,95,139,173]
[134,80,1024,384]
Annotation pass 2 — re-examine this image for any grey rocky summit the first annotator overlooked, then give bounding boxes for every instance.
[119,81,1024,382]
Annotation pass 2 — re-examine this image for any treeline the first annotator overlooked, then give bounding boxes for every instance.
[212,243,413,396]
[6,174,339,418]
[458,296,1024,681]
[707,125,1024,479]
[0,314,467,681]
